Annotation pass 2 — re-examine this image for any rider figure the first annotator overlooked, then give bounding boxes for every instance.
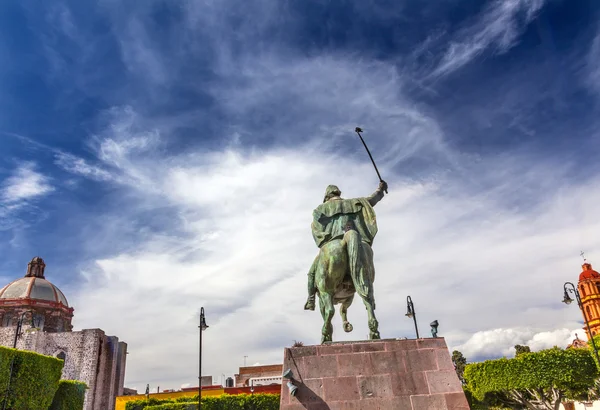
[304,180,388,310]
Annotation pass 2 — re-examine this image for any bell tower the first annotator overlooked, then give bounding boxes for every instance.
[577,261,600,339]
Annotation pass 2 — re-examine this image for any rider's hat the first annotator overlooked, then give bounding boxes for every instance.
[323,185,341,203]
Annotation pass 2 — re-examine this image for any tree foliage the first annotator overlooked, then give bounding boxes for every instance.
[49,380,88,410]
[514,345,531,356]
[127,394,280,410]
[464,347,598,409]
[0,346,63,410]
[452,350,467,384]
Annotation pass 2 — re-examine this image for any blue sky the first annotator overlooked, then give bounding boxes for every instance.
[1,0,599,390]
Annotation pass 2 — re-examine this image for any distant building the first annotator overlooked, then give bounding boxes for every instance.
[179,375,214,389]
[234,364,283,387]
[122,388,138,396]
[566,334,588,350]
[0,257,127,410]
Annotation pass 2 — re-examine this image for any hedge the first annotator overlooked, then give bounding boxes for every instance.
[0,346,64,410]
[464,347,598,401]
[49,380,88,410]
[126,398,167,410]
[146,404,196,410]
[128,394,280,410]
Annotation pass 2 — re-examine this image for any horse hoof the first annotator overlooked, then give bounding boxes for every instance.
[343,322,353,333]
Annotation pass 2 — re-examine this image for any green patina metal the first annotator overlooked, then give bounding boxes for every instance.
[305,181,387,343]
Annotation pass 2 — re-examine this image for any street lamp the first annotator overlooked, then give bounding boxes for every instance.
[12,311,39,349]
[405,296,420,339]
[198,307,208,410]
[563,282,600,365]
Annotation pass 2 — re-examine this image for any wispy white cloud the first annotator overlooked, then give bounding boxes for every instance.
[587,29,600,95]
[0,163,54,233]
[1,163,54,204]
[430,0,546,78]
[54,153,114,182]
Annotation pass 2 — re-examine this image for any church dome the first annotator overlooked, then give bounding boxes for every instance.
[0,277,69,306]
[579,262,600,281]
[0,257,69,306]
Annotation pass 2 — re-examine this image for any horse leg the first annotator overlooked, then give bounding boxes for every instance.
[315,238,347,343]
[320,292,335,344]
[340,295,354,333]
[361,295,380,340]
[318,292,325,322]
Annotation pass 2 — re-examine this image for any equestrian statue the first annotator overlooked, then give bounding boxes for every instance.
[304,179,387,344]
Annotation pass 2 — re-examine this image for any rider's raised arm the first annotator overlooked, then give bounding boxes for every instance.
[367,181,387,207]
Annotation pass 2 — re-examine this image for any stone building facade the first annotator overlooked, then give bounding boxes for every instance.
[234,364,283,387]
[0,257,127,410]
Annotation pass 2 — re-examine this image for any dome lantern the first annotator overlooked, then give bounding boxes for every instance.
[25,256,46,279]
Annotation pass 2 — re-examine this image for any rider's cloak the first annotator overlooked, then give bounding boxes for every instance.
[311,197,378,248]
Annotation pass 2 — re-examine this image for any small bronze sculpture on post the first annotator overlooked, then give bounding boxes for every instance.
[430,320,439,338]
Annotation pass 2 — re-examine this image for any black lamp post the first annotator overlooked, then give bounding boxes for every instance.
[198,307,208,409]
[405,296,419,339]
[563,282,600,365]
[12,311,38,349]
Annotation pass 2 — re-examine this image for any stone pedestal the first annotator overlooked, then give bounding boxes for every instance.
[279,338,469,410]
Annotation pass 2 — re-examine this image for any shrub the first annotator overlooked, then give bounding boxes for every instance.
[0,346,63,410]
[202,394,279,409]
[49,380,88,410]
[174,395,197,402]
[127,394,279,410]
[125,398,168,410]
[146,404,196,410]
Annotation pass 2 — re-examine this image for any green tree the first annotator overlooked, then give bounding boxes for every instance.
[514,344,531,356]
[452,350,467,384]
[464,347,598,410]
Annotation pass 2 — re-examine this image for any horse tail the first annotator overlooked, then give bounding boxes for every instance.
[343,229,373,302]
[344,230,359,279]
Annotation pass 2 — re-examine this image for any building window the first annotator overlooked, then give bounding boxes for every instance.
[581,286,587,297]
[55,318,63,332]
[33,313,45,330]
[596,283,600,294]
[1,314,13,327]
[587,306,593,320]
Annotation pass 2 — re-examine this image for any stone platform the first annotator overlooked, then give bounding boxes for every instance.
[279,338,469,410]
